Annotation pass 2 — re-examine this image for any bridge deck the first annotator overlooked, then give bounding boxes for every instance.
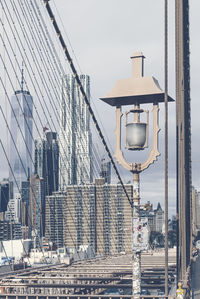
[0,250,176,298]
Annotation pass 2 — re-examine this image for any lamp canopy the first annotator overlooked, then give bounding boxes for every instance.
[100,52,174,106]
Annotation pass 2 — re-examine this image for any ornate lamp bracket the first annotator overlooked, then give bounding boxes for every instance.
[141,103,160,171]
[114,104,160,173]
[114,107,132,172]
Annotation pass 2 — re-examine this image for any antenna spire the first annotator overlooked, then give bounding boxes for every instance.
[21,61,24,92]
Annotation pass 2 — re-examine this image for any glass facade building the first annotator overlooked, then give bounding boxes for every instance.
[34,131,59,196]
[100,161,111,184]
[59,74,92,188]
[9,90,33,193]
[0,179,10,212]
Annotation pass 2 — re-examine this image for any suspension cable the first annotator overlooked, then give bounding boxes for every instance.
[164,0,169,295]
[42,0,132,207]
[0,0,131,258]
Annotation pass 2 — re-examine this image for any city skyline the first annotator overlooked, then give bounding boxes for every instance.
[0,1,196,293]
[1,1,199,217]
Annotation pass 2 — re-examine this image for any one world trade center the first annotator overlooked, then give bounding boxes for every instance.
[9,80,33,194]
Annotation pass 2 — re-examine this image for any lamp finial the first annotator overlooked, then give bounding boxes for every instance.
[130,52,145,78]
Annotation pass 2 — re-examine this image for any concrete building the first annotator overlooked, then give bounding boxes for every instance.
[154,202,164,233]
[95,179,133,255]
[140,201,164,233]
[5,194,21,223]
[100,161,111,184]
[21,180,30,227]
[0,221,10,240]
[59,74,92,189]
[195,190,200,230]
[63,184,96,251]
[140,205,155,232]
[45,192,65,248]
[0,239,31,261]
[29,175,45,244]
[192,187,200,235]
[45,179,133,255]
[0,221,22,241]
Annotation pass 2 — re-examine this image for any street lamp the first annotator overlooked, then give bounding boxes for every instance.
[100,52,173,298]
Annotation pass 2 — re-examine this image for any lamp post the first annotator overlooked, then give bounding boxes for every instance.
[100,52,173,298]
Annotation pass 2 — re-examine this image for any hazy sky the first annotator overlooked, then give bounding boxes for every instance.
[48,0,200,215]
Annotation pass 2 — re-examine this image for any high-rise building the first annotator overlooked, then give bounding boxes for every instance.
[94,179,132,255]
[195,191,200,230]
[45,192,65,248]
[9,88,33,193]
[140,202,164,234]
[45,179,133,254]
[192,187,200,234]
[154,202,164,233]
[21,180,30,227]
[0,179,10,212]
[29,175,45,244]
[34,131,59,195]
[59,74,92,188]
[100,161,111,184]
[0,221,22,241]
[63,184,96,251]
[5,194,21,223]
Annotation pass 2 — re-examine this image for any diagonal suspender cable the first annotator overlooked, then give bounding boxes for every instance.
[43,0,132,208]
[1,2,107,257]
[22,0,120,253]
[0,139,32,267]
[0,10,108,258]
[164,0,169,295]
[1,0,130,258]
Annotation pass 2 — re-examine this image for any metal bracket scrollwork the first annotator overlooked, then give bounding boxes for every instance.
[141,104,160,171]
[114,104,160,173]
[114,107,132,171]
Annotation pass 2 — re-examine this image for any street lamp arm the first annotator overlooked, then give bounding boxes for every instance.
[141,104,161,171]
[114,107,133,171]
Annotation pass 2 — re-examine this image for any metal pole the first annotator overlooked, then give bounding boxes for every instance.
[132,172,141,298]
[175,0,191,284]
[164,0,169,295]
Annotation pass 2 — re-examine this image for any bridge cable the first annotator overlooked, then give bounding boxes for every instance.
[42,0,132,208]
[13,0,123,256]
[164,0,169,295]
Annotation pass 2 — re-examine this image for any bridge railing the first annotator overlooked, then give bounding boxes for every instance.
[0,295,178,299]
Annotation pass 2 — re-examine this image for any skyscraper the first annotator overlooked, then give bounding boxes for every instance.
[154,202,164,233]
[34,131,59,238]
[45,192,65,248]
[100,160,111,184]
[29,175,45,243]
[0,179,10,212]
[34,131,59,196]
[9,87,33,193]
[45,180,133,254]
[59,74,92,188]
[5,193,21,223]
[21,180,30,227]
